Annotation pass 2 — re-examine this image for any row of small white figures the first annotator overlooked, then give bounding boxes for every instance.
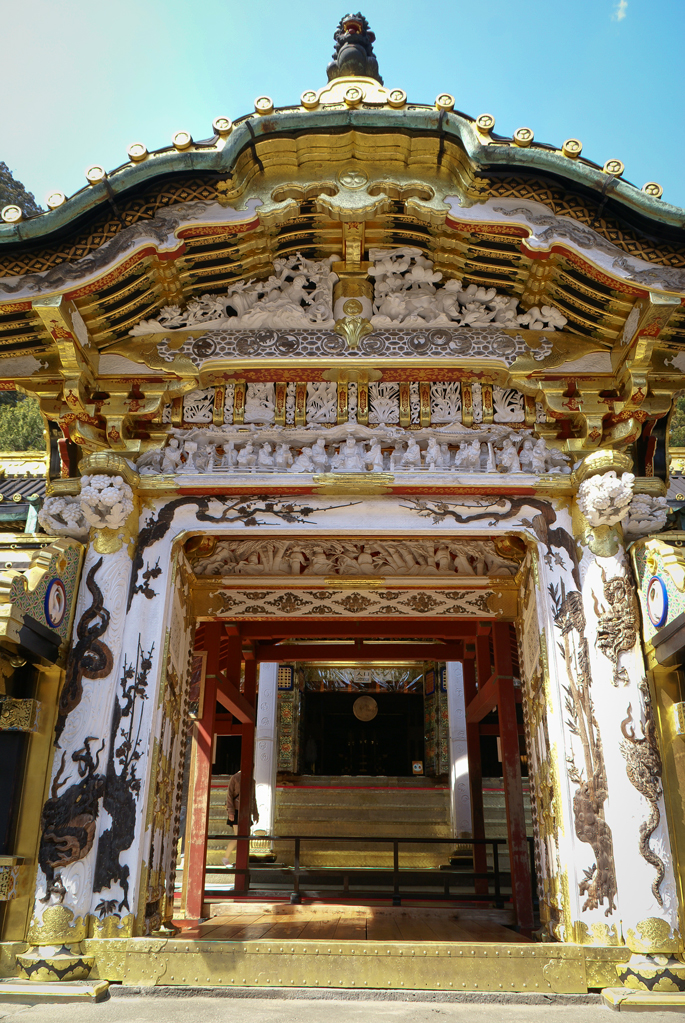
[153,433,570,475]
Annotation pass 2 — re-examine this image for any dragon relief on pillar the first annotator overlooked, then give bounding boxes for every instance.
[620,678,665,908]
[593,568,639,686]
[93,637,153,917]
[550,581,618,917]
[54,558,113,745]
[38,738,106,903]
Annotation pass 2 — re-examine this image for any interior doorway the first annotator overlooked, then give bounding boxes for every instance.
[302,689,424,776]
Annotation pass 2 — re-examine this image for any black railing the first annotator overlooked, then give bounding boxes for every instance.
[206,833,537,909]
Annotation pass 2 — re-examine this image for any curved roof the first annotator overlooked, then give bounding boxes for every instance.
[0,72,684,360]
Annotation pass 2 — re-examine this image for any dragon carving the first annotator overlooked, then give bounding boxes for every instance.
[594,569,638,686]
[552,581,618,916]
[54,558,113,745]
[38,737,106,900]
[621,678,665,907]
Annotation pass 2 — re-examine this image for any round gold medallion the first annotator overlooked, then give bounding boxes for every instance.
[342,298,363,316]
[353,696,378,722]
[338,168,368,189]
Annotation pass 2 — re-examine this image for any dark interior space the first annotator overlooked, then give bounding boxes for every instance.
[302,691,424,776]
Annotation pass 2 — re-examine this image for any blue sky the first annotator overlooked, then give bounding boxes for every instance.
[3,0,685,212]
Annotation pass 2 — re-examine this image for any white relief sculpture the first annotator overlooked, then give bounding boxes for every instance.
[409,382,420,425]
[306,381,337,424]
[471,382,483,424]
[182,388,215,424]
[224,384,235,425]
[161,403,172,424]
[348,381,358,423]
[368,247,568,331]
[191,539,521,579]
[80,475,134,529]
[535,402,547,424]
[147,422,571,478]
[130,253,338,334]
[244,383,276,424]
[577,470,635,527]
[38,496,90,540]
[622,494,669,541]
[369,382,400,424]
[285,382,296,425]
[430,382,462,424]
[493,387,525,423]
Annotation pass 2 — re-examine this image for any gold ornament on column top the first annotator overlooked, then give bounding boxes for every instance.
[574,449,634,485]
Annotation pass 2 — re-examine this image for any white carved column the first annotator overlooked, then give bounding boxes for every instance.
[445,662,471,838]
[527,460,682,985]
[254,663,279,837]
[23,474,137,980]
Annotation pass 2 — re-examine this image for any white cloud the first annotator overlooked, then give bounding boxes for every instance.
[613,0,628,20]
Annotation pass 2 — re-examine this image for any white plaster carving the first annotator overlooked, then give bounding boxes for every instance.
[471,382,483,424]
[369,382,400,424]
[622,494,669,541]
[80,475,134,529]
[190,538,520,578]
[182,388,215,424]
[409,382,420,425]
[347,381,358,423]
[368,247,568,331]
[37,496,90,540]
[223,384,235,425]
[285,382,296,425]
[577,470,635,527]
[430,382,462,424]
[138,422,572,478]
[493,387,525,423]
[244,383,275,424]
[306,382,337,424]
[130,253,339,334]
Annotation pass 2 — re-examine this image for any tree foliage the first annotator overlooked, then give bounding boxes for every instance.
[0,162,41,216]
[670,395,685,448]
[0,394,44,450]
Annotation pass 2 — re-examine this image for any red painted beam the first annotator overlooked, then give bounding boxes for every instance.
[180,622,221,921]
[216,678,255,723]
[224,621,481,641]
[234,659,257,894]
[493,621,534,934]
[464,674,498,723]
[464,655,487,894]
[253,642,465,661]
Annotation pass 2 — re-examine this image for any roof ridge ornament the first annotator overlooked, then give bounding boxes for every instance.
[327,13,383,84]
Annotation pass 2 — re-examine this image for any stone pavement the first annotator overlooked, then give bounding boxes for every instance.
[0,991,681,1022]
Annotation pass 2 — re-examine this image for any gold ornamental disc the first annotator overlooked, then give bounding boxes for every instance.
[353,696,378,721]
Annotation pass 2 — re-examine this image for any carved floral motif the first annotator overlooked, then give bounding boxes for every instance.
[38,496,89,540]
[577,471,635,527]
[623,495,669,541]
[80,475,134,530]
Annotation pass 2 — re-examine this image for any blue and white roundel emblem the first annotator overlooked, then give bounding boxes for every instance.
[646,575,668,629]
[44,578,67,628]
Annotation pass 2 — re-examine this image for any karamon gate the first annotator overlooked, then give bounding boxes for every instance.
[1,13,685,1001]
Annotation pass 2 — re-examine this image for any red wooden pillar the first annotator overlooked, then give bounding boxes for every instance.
[464,651,488,893]
[234,656,257,893]
[492,621,534,933]
[179,622,221,921]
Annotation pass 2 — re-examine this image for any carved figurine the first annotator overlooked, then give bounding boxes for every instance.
[289,446,315,473]
[161,437,183,474]
[401,437,422,469]
[274,442,293,471]
[311,437,330,473]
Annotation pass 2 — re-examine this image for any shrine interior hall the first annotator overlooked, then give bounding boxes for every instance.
[177,616,534,943]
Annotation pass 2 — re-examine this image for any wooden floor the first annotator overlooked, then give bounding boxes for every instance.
[180,904,530,944]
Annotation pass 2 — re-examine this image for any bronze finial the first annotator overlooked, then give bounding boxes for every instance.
[327,13,383,84]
